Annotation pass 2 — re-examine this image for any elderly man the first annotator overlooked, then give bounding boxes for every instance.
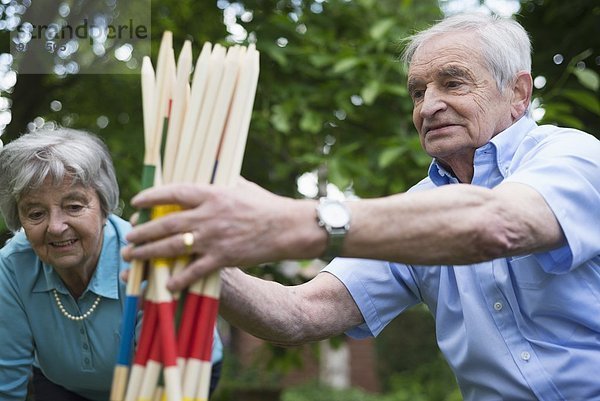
[124,13,600,400]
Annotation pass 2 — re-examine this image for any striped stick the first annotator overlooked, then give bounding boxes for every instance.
[110,54,159,401]
[123,269,158,401]
[178,45,241,400]
[181,44,260,401]
[116,32,260,400]
[195,45,260,401]
[137,315,163,401]
[121,31,176,401]
[150,206,182,401]
[136,35,179,400]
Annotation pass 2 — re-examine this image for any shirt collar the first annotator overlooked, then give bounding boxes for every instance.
[487,115,537,177]
[32,216,122,300]
[427,115,537,185]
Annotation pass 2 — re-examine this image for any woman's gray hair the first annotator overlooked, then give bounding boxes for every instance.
[0,127,119,232]
[402,12,532,93]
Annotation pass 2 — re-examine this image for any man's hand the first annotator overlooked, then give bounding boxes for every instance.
[121,178,325,291]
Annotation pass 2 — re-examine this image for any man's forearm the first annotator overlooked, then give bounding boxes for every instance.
[331,183,563,264]
[219,268,363,346]
[219,268,313,346]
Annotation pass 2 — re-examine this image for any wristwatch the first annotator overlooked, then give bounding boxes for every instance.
[316,198,351,262]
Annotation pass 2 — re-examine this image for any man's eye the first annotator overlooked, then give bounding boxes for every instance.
[411,90,424,101]
[446,80,462,88]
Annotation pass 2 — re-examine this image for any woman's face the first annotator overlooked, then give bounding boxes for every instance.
[17,176,106,275]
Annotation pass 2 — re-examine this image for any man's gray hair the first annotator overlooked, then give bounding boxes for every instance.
[0,127,119,232]
[402,12,532,92]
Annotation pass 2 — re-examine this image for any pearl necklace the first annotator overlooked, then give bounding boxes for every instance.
[52,289,101,321]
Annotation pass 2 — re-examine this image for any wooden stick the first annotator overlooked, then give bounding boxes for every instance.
[194,44,260,401]
[177,44,240,399]
[123,269,158,401]
[141,34,181,400]
[213,44,260,185]
[110,55,158,401]
[137,325,163,401]
[163,40,192,184]
[194,45,242,184]
[183,44,226,183]
[122,30,176,401]
[117,34,260,400]
[179,43,260,401]
[172,42,213,184]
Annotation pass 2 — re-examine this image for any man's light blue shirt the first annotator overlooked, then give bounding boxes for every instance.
[324,116,600,400]
[0,214,223,400]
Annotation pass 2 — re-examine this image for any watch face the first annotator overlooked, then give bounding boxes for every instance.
[321,201,350,227]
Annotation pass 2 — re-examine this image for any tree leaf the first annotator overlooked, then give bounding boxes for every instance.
[561,89,600,115]
[299,110,323,133]
[332,58,361,74]
[263,44,288,67]
[270,104,291,133]
[378,146,406,168]
[370,18,396,40]
[309,54,332,68]
[573,68,600,92]
[361,80,380,105]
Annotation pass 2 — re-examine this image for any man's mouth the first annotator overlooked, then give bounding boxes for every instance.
[424,123,456,135]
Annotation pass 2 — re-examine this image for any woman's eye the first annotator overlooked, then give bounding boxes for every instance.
[66,204,85,214]
[27,211,45,220]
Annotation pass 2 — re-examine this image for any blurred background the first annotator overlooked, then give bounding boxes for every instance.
[1,0,598,400]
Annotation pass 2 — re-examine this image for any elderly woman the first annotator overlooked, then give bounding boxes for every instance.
[0,128,222,401]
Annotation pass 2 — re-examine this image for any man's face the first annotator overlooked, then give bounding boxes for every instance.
[408,32,513,169]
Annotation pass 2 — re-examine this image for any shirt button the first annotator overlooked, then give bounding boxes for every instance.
[83,344,89,350]
[493,302,503,311]
[520,351,531,361]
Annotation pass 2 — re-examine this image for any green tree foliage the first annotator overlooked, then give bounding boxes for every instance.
[2,0,441,221]
[235,0,440,197]
[2,1,598,398]
[518,0,600,135]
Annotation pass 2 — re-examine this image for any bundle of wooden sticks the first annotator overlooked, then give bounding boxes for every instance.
[110,32,260,401]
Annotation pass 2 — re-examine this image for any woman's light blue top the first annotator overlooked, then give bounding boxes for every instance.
[0,214,223,400]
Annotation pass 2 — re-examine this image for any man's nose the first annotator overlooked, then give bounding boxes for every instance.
[419,88,447,118]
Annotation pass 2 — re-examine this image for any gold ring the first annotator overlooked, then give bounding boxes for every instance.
[182,232,195,254]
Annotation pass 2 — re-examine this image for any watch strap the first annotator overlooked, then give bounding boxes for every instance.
[322,228,346,262]
[316,198,351,262]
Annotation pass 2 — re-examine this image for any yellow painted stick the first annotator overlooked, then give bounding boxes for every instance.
[124,31,175,401]
[110,54,158,401]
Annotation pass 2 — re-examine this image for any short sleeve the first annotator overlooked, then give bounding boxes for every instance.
[323,258,421,338]
[505,128,600,272]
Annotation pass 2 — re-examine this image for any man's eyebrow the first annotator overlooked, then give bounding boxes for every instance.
[407,77,423,93]
[407,65,474,92]
[436,65,473,81]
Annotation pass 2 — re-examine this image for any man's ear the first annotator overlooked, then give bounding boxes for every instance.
[511,71,533,120]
